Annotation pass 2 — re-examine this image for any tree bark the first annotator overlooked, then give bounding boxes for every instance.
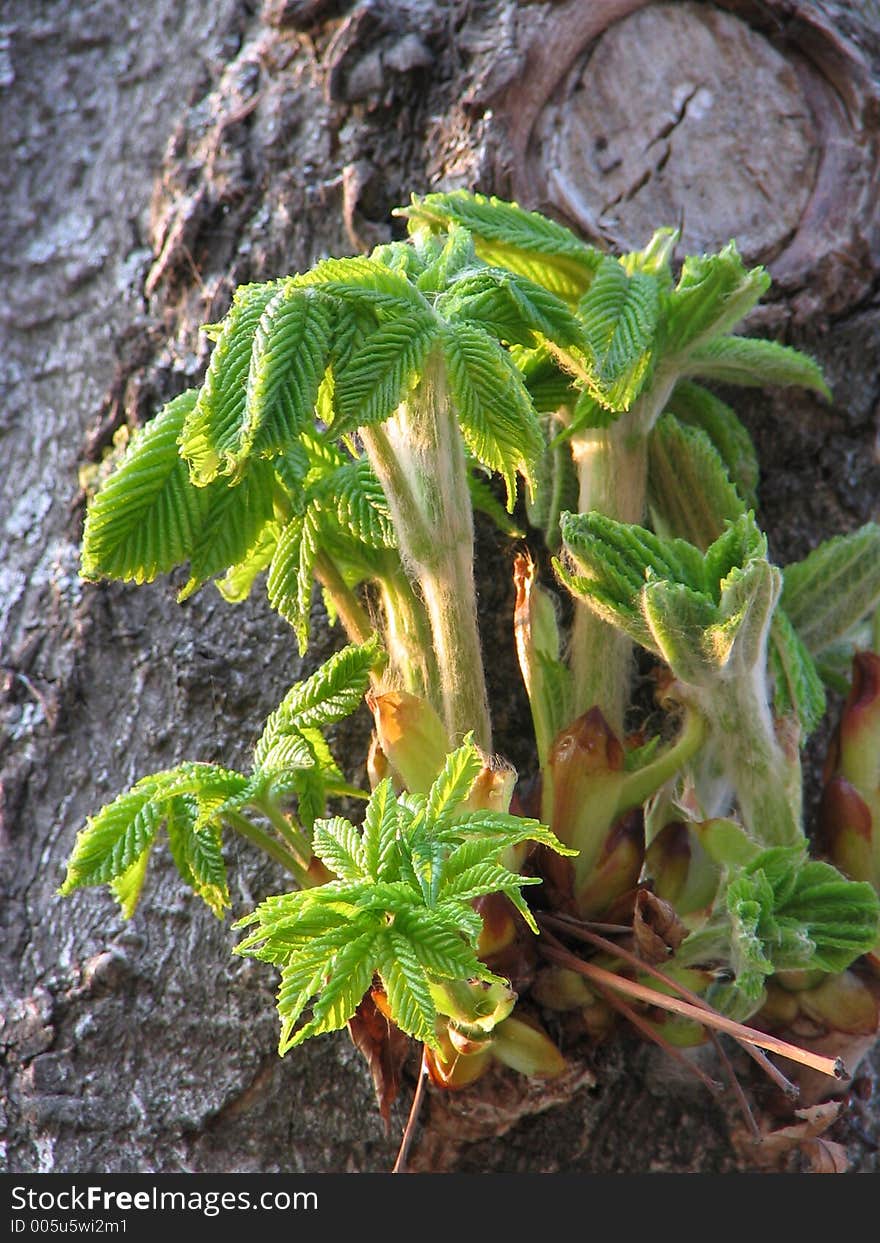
[2,0,879,1174]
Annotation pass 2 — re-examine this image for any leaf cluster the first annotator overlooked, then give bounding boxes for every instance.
[235,738,574,1051]
[557,510,778,686]
[678,845,879,1018]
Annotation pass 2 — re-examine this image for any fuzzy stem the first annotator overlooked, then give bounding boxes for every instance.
[360,353,492,750]
[313,551,375,649]
[377,555,440,703]
[226,810,313,888]
[568,419,647,734]
[566,369,677,733]
[696,672,803,846]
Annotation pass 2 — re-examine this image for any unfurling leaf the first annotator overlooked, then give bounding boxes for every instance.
[665,243,769,355]
[559,510,780,687]
[676,846,880,1017]
[334,314,439,433]
[181,283,281,485]
[241,287,333,464]
[769,609,826,739]
[109,847,152,920]
[266,508,321,653]
[59,764,247,916]
[426,737,483,824]
[60,779,164,892]
[402,191,603,303]
[648,413,745,549]
[523,426,579,549]
[575,257,659,411]
[179,457,276,601]
[436,266,584,351]
[468,468,526,538]
[255,637,381,769]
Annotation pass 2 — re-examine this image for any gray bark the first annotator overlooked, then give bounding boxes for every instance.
[2,0,879,1174]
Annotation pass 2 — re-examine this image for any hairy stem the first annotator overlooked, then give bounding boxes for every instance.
[695,672,803,846]
[569,417,647,734]
[377,554,440,703]
[361,352,492,750]
[566,367,677,734]
[313,551,375,649]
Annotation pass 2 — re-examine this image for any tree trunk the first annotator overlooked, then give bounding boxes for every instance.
[2,0,879,1174]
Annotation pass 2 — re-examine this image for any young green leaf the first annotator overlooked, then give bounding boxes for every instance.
[360,779,401,883]
[701,557,780,675]
[236,284,333,471]
[109,847,152,920]
[253,729,319,780]
[468,468,526,539]
[442,322,545,507]
[576,257,660,412]
[425,736,483,825]
[154,761,252,820]
[782,523,880,656]
[412,223,477,294]
[436,267,585,351]
[681,336,830,398]
[60,777,165,893]
[678,846,880,1015]
[215,520,281,604]
[523,432,579,551]
[558,511,779,682]
[181,283,281,485]
[560,510,707,603]
[178,820,229,917]
[648,413,745,549]
[312,816,366,882]
[254,637,381,770]
[179,458,277,601]
[377,931,438,1046]
[333,314,440,434]
[621,227,678,285]
[59,763,246,915]
[664,243,770,355]
[266,508,320,652]
[768,609,826,738]
[81,390,209,585]
[323,459,396,549]
[295,254,430,314]
[401,191,603,303]
[665,380,759,509]
[373,237,431,281]
[235,757,573,1052]
[510,345,578,415]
